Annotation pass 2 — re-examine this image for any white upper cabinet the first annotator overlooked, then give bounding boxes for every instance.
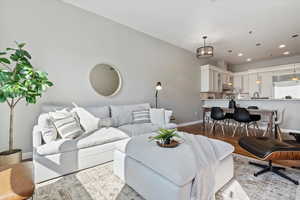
[200,65,232,92]
[233,75,242,91]
[261,72,273,97]
[200,66,214,92]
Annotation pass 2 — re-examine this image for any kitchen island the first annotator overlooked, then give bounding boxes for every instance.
[201,98,300,133]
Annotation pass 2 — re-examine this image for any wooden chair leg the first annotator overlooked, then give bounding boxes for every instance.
[232,123,240,137]
[277,126,283,141]
[221,122,225,136]
[210,121,216,135]
[263,123,270,137]
[245,124,249,136]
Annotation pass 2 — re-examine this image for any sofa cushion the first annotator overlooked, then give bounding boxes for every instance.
[85,106,110,119]
[41,104,110,119]
[36,127,129,156]
[118,123,159,137]
[110,103,151,127]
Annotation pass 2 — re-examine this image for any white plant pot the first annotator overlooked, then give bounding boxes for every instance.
[0,149,22,166]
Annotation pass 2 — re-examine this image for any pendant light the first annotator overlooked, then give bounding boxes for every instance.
[291,65,299,81]
[196,36,214,58]
[256,73,261,84]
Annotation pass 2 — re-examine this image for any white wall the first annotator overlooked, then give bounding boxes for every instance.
[0,0,206,153]
[230,55,300,72]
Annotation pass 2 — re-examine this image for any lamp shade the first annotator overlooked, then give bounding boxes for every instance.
[196,46,214,58]
[156,82,162,90]
[196,36,214,58]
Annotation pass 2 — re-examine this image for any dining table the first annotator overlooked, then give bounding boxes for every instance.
[202,106,279,138]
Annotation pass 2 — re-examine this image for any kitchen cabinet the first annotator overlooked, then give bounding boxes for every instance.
[261,72,273,97]
[233,75,242,91]
[233,74,249,93]
[200,66,214,92]
[200,65,232,92]
[242,75,249,93]
[249,74,260,96]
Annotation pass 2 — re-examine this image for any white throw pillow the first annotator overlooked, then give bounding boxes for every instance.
[165,110,173,124]
[150,108,165,126]
[71,103,100,134]
[99,118,113,128]
[41,127,58,144]
[49,109,83,139]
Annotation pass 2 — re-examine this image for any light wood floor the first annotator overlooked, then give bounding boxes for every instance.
[178,123,300,168]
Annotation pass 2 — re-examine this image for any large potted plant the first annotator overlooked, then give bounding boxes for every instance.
[0,42,53,165]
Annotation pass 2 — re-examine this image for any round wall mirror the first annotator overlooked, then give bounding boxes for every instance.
[90,63,122,97]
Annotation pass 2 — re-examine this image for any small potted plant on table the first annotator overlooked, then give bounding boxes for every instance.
[0,42,53,165]
[149,128,181,148]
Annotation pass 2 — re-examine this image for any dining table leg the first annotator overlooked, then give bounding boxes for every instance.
[203,109,206,131]
[274,111,278,139]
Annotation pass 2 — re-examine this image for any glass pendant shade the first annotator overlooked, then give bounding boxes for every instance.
[196,46,214,58]
[291,65,299,81]
[196,36,214,58]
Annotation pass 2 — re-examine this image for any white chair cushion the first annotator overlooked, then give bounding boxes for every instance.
[36,127,129,156]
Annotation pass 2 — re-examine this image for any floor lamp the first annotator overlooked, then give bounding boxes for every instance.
[155,82,162,108]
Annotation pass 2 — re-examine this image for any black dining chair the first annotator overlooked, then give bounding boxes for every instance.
[247,106,261,132]
[210,107,227,136]
[232,107,258,136]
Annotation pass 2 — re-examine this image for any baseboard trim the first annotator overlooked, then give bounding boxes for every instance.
[177,120,203,127]
[23,152,33,160]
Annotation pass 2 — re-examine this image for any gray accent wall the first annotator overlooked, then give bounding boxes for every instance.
[229,55,300,72]
[0,0,206,153]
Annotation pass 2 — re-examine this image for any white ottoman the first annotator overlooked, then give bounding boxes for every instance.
[113,135,234,200]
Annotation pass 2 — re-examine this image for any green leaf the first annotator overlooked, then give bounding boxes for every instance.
[23,50,31,59]
[0,58,11,64]
[18,43,26,48]
[10,54,18,61]
[0,52,6,56]
[46,81,53,86]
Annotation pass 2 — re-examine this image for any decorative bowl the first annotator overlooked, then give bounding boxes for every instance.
[156,140,180,148]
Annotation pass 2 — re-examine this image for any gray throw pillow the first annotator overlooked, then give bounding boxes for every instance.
[49,109,84,139]
[132,109,151,124]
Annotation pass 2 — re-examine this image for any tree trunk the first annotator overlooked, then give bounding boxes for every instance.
[9,106,14,152]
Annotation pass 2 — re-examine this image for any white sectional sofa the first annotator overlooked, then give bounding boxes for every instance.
[33,103,176,183]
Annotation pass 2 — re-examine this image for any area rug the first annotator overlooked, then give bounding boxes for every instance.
[34,154,300,200]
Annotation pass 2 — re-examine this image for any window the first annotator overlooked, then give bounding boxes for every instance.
[274,81,300,99]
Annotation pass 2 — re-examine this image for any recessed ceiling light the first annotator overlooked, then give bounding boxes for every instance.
[256,43,261,46]
[279,44,286,49]
[292,34,299,38]
[238,53,243,57]
[283,51,290,55]
[246,58,252,62]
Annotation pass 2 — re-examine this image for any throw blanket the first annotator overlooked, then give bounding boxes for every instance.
[116,132,234,200]
[180,133,220,200]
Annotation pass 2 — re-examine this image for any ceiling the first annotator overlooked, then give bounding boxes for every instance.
[62,0,300,65]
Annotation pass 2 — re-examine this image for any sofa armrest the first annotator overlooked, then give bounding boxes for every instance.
[33,125,42,148]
